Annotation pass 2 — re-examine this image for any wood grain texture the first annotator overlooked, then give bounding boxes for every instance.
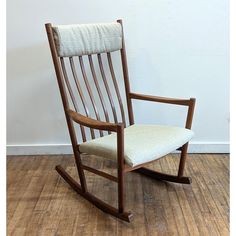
[129,92,193,106]
[67,109,118,132]
[7,154,229,236]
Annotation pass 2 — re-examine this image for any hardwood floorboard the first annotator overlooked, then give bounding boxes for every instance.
[188,155,228,235]
[192,155,229,228]
[7,154,229,236]
[186,156,222,236]
[160,157,192,236]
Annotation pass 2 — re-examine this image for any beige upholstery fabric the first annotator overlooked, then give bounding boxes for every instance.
[52,22,122,57]
[79,124,194,167]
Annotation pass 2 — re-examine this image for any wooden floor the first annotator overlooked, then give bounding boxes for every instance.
[7,154,229,236]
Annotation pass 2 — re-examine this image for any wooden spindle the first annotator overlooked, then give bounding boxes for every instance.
[107,52,126,127]
[79,56,103,137]
[60,58,86,142]
[88,55,111,134]
[97,54,118,123]
[69,57,95,139]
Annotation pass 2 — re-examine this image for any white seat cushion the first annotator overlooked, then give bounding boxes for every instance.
[79,124,194,167]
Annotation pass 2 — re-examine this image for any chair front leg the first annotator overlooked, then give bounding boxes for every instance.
[177,143,189,178]
[117,123,125,213]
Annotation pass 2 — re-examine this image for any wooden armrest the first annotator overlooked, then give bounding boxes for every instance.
[129,92,195,106]
[66,109,119,132]
[129,92,196,129]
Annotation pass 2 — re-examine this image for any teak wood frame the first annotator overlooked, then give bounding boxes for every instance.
[45,20,196,222]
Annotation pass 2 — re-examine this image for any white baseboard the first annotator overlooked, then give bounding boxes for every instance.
[6,142,229,156]
[188,142,229,153]
[7,144,74,156]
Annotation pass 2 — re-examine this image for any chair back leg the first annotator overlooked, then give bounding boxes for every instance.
[177,143,189,178]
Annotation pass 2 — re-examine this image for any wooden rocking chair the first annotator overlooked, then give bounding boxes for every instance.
[45,20,196,222]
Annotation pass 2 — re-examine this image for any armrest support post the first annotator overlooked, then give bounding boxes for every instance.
[185,98,196,129]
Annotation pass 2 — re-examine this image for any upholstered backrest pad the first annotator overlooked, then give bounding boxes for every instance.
[52,23,122,57]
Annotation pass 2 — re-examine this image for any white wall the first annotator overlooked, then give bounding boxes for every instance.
[7,0,229,154]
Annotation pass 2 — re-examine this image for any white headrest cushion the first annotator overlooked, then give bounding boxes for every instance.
[52,22,122,57]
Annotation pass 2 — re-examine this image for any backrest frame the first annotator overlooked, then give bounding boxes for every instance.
[45,19,134,143]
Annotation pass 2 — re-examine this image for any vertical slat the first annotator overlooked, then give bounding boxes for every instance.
[117,19,134,125]
[60,58,86,142]
[97,53,118,123]
[60,58,79,111]
[107,52,126,127]
[79,56,103,137]
[88,55,111,134]
[69,57,95,139]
